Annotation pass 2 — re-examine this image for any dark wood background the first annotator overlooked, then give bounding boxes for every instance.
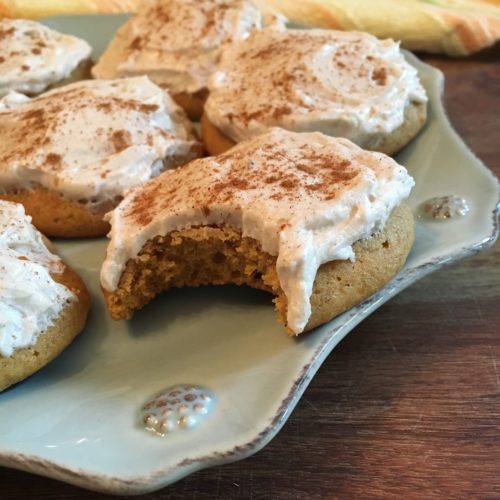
[2,47,499,499]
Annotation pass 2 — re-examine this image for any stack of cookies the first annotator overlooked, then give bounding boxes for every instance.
[0,0,428,391]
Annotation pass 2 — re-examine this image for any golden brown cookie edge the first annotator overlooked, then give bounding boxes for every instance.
[0,259,90,392]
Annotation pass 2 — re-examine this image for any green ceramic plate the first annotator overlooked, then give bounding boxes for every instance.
[0,14,498,495]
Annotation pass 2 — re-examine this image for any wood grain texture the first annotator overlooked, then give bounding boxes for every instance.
[1,48,499,499]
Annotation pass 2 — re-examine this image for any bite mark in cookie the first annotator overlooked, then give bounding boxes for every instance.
[101,128,415,334]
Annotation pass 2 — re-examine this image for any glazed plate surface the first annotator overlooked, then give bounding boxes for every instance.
[0,15,498,495]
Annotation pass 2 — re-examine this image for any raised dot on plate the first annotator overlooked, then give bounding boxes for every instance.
[420,195,470,221]
[178,415,196,429]
[140,384,216,437]
[159,419,174,434]
[144,414,157,427]
[193,403,207,414]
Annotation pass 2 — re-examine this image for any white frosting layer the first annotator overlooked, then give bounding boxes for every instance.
[102,128,414,334]
[92,0,262,95]
[0,77,202,210]
[0,201,75,357]
[0,19,91,97]
[205,29,428,145]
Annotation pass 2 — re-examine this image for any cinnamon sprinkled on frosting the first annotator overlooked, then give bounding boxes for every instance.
[102,128,414,333]
[0,19,91,97]
[92,0,262,95]
[205,28,427,145]
[0,77,202,209]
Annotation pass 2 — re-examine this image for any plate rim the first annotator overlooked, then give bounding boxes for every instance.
[0,15,499,496]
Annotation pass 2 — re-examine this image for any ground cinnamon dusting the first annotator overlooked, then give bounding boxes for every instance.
[271,105,292,119]
[97,102,112,112]
[46,153,62,168]
[0,80,186,180]
[125,1,219,56]
[129,36,143,51]
[123,132,362,228]
[0,27,15,40]
[207,29,404,134]
[201,6,217,38]
[372,67,388,85]
[127,182,165,226]
[110,129,132,153]
[0,106,51,165]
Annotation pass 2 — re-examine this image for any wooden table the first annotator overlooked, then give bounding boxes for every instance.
[2,49,499,499]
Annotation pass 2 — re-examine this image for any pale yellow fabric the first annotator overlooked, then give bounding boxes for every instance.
[0,0,141,19]
[254,0,500,55]
[0,0,499,55]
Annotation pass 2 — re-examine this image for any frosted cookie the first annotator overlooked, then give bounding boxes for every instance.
[202,28,428,156]
[0,18,92,97]
[0,201,89,392]
[101,128,415,335]
[0,77,204,237]
[92,0,262,120]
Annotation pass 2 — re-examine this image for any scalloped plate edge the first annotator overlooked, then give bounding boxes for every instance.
[0,32,499,498]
